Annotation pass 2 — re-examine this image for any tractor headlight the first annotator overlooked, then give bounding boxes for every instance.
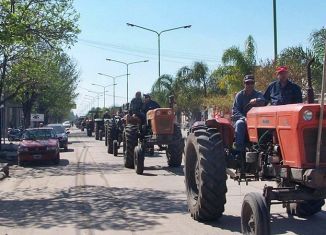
[156,110,161,115]
[167,110,173,115]
[303,110,313,121]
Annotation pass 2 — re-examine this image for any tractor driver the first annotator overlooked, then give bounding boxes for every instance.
[232,75,265,154]
[129,91,145,122]
[264,66,302,105]
[142,94,160,114]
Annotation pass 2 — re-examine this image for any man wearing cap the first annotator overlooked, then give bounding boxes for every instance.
[232,75,265,154]
[264,66,302,105]
[143,94,160,114]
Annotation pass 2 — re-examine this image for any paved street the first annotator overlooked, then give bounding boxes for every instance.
[0,129,325,235]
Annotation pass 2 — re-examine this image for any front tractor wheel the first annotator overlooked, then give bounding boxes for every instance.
[241,192,270,235]
[184,127,227,221]
[124,124,138,169]
[166,124,184,167]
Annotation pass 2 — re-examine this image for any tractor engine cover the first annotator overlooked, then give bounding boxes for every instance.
[247,103,326,169]
[147,108,174,135]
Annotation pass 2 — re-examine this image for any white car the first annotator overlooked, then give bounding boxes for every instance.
[62,121,71,128]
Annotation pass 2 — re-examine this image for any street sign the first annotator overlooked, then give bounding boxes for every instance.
[31,113,44,122]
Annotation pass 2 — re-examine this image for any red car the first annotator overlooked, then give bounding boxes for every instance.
[17,128,60,166]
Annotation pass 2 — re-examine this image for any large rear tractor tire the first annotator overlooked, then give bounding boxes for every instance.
[184,127,227,221]
[107,121,115,154]
[241,192,271,235]
[87,129,92,137]
[95,128,99,140]
[113,140,118,156]
[287,199,325,217]
[124,124,138,169]
[278,181,325,217]
[134,146,144,175]
[105,126,108,146]
[99,130,103,141]
[166,124,184,167]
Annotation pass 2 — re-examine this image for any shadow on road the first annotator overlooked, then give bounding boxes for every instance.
[202,210,326,234]
[270,211,326,234]
[13,162,125,179]
[204,214,241,233]
[0,185,187,231]
[144,165,184,176]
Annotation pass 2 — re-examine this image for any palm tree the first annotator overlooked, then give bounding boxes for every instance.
[151,74,174,107]
[218,35,257,93]
[222,35,256,75]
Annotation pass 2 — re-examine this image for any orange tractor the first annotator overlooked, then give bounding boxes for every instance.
[124,96,184,174]
[184,58,326,234]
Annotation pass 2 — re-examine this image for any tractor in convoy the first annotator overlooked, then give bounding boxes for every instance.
[184,56,326,234]
[106,115,125,156]
[94,118,105,140]
[124,95,184,175]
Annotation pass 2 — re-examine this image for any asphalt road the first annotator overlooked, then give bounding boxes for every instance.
[0,128,326,235]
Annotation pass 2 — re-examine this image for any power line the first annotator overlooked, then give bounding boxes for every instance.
[78,38,219,64]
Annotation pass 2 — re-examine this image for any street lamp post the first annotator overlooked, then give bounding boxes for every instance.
[106,59,148,103]
[97,73,129,107]
[91,83,117,108]
[86,92,103,108]
[126,23,191,79]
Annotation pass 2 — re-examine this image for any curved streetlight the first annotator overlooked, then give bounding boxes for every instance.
[106,59,149,102]
[126,23,191,79]
[97,73,129,107]
[91,83,117,108]
[86,91,103,108]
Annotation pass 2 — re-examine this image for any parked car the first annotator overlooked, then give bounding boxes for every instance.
[7,127,24,141]
[17,128,60,166]
[47,124,69,150]
[62,121,71,128]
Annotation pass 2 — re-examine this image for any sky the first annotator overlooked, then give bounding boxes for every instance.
[69,0,326,115]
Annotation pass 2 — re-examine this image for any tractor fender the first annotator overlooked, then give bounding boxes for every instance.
[205,118,234,147]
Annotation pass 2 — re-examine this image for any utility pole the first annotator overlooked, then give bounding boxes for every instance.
[273,0,278,62]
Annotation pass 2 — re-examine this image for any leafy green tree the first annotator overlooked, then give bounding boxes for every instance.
[0,0,80,105]
[151,74,174,107]
[310,27,326,61]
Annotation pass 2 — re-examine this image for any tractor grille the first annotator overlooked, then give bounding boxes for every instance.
[157,118,172,131]
[303,128,326,163]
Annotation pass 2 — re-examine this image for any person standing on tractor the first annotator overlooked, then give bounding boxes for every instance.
[142,93,160,114]
[232,75,265,154]
[264,66,303,105]
[129,91,145,122]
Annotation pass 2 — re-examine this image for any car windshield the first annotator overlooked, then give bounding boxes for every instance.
[48,125,65,134]
[23,129,56,140]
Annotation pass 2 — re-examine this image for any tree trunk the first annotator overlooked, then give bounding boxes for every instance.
[22,93,37,128]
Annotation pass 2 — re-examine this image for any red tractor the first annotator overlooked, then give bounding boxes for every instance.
[184,58,326,234]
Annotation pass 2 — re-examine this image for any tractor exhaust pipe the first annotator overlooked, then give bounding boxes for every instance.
[316,42,326,168]
[307,58,315,104]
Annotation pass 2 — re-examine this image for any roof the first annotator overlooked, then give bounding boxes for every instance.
[47,124,64,127]
[26,127,54,131]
